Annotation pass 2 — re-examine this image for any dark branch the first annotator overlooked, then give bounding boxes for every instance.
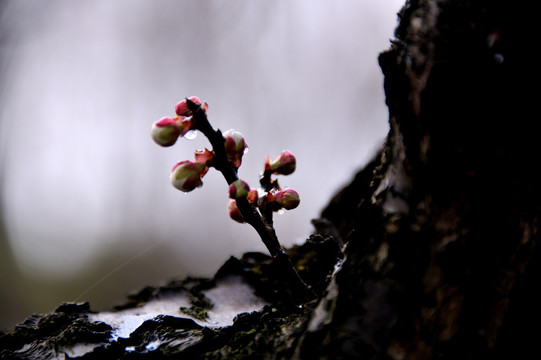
[187,99,315,304]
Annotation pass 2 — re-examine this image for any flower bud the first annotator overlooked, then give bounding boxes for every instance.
[227,200,244,223]
[194,148,214,167]
[170,160,207,192]
[175,96,200,116]
[274,189,300,210]
[228,179,250,199]
[151,117,182,147]
[175,96,208,117]
[265,151,296,175]
[223,129,247,169]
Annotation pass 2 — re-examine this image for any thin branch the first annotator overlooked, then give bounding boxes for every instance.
[188,99,315,304]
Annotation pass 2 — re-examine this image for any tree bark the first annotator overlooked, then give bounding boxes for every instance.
[1,1,538,359]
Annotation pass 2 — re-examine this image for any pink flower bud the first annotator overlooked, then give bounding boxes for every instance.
[175,96,199,116]
[175,96,208,117]
[194,148,214,167]
[274,189,300,210]
[227,200,244,223]
[151,116,182,147]
[228,179,250,199]
[170,160,207,192]
[265,151,296,175]
[223,129,247,169]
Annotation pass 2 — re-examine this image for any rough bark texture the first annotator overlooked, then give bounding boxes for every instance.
[1,0,538,359]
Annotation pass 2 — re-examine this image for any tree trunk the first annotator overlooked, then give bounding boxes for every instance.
[1,1,538,359]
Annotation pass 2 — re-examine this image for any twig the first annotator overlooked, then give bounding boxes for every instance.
[188,99,315,304]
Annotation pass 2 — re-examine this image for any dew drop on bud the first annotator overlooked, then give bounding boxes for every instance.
[184,130,198,140]
[277,209,285,215]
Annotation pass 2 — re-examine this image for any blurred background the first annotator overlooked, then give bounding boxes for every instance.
[0,0,403,329]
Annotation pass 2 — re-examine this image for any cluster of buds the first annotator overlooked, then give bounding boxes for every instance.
[151,96,299,220]
[150,96,207,147]
[152,96,313,304]
[151,97,247,193]
[227,151,300,223]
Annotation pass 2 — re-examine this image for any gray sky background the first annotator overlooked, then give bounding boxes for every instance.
[0,0,404,326]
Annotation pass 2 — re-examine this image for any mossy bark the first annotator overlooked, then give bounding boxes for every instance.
[1,1,538,359]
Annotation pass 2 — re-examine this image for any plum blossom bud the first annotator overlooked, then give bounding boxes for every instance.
[265,151,296,175]
[175,96,199,116]
[151,117,182,147]
[227,200,244,223]
[170,160,207,192]
[274,189,300,210]
[194,148,214,167]
[228,179,250,199]
[223,129,247,169]
[175,96,209,117]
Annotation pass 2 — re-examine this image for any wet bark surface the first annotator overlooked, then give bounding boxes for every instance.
[1,0,538,359]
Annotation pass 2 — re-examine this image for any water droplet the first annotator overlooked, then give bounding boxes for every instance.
[184,130,197,140]
[277,209,285,215]
[244,146,249,155]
